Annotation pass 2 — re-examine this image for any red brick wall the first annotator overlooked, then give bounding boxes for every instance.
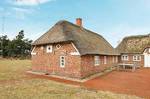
[32,42,119,79]
[80,55,118,78]
[119,54,144,67]
[32,43,81,78]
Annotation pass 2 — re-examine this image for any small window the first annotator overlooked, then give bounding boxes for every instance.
[112,56,115,63]
[94,56,100,66]
[121,55,128,61]
[46,45,52,53]
[133,55,141,61]
[60,56,65,67]
[116,56,118,63]
[104,56,107,64]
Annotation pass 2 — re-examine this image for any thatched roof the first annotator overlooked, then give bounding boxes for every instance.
[116,34,150,54]
[32,20,118,55]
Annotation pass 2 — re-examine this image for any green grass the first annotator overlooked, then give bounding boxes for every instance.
[0,59,142,99]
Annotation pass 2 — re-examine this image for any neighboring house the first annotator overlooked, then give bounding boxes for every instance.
[31,18,119,79]
[116,34,150,67]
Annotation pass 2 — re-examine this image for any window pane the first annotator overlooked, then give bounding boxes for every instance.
[104,56,107,64]
[94,56,100,66]
[60,56,65,67]
[137,56,140,60]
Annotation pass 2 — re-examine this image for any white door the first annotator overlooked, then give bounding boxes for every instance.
[144,54,150,67]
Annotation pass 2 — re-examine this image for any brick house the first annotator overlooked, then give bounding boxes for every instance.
[116,34,150,67]
[31,18,119,79]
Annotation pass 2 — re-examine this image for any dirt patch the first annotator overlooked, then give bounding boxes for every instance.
[84,68,150,98]
[26,73,82,86]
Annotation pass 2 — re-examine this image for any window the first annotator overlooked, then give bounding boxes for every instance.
[133,55,141,61]
[112,56,115,63]
[121,55,128,61]
[94,56,100,66]
[116,56,118,63]
[46,45,52,53]
[60,56,65,67]
[104,56,107,64]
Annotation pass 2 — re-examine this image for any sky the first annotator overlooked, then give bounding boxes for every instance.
[0,0,150,47]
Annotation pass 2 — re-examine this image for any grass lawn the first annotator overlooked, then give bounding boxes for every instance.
[0,59,142,99]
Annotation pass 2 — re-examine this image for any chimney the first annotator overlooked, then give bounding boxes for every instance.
[76,18,82,27]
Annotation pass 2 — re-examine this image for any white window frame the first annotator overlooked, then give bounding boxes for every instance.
[46,45,52,53]
[94,56,100,66]
[133,55,141,61]
[121,55,128,61]
[60,56,65,68]
[115,56,118,63]
[112,56,115,63]
[104,56,107,64]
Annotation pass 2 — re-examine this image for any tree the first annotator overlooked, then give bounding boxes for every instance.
[0,35,10,57]
[10,30,32,58]
[0,30,32,58]
[16,30,24,40]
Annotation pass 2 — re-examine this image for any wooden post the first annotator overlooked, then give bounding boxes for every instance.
[132,64,136,72]
[123,63,125,69]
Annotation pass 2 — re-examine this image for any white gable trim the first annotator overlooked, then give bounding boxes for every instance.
[143,48,150,55]
[70,42,80,55]
[31,46,36,55]
[143,48,147,54]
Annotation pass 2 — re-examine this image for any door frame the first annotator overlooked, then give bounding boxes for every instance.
[144,54,150,67]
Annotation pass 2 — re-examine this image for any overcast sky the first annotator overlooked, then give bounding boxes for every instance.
[0,0,150,47]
